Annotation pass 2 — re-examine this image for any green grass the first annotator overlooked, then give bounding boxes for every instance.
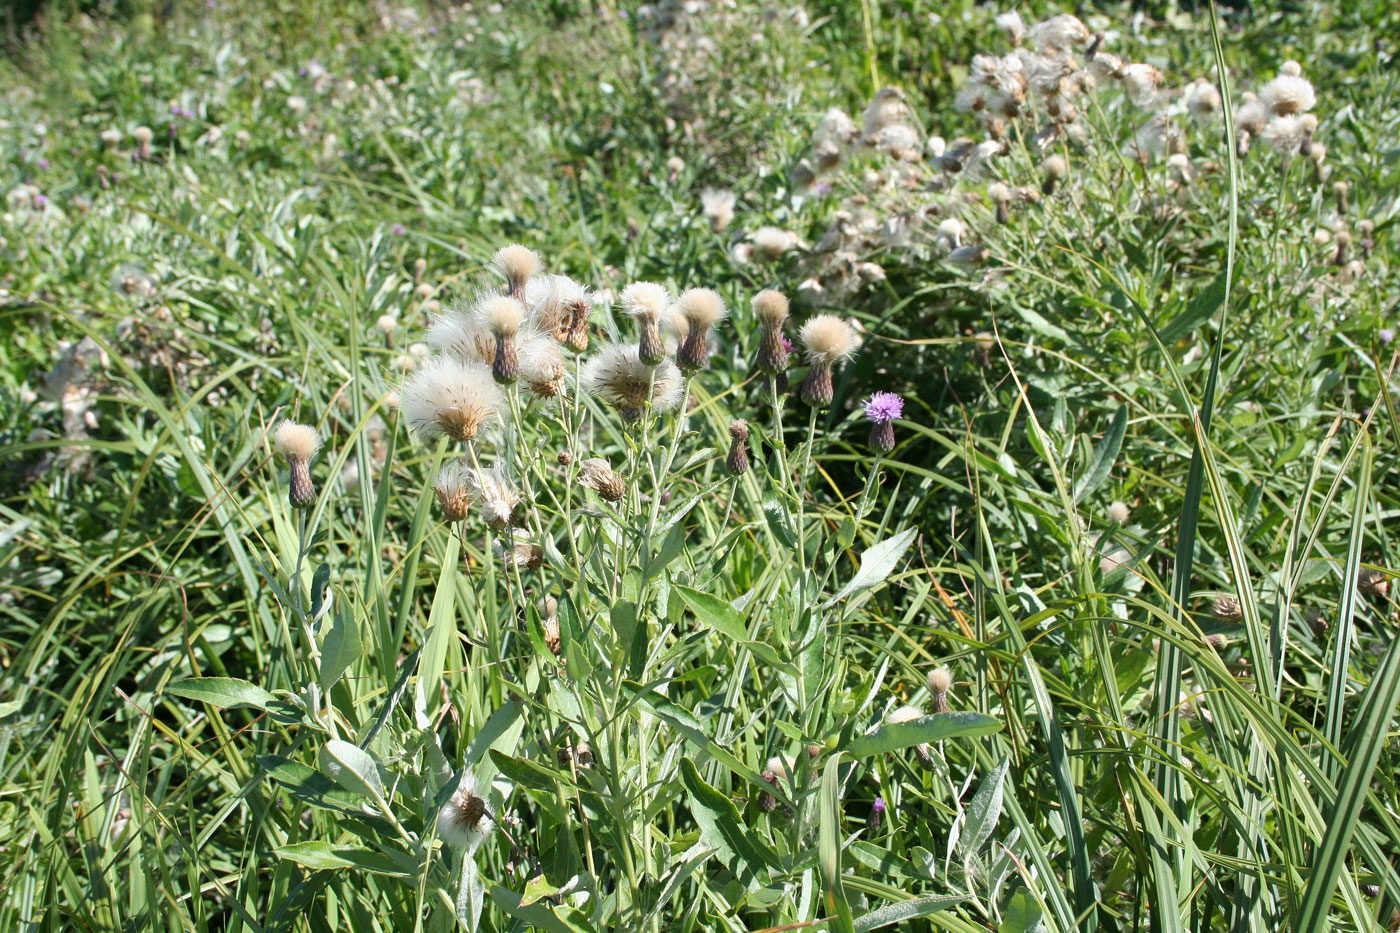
[2,0,1399,930]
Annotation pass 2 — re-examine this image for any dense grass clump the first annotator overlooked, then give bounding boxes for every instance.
[2,1,1399,931]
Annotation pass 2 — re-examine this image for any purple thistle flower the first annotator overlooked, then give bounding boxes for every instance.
[391,223,406,235]
[781,334,794,354]
[863,391,904,424]
[33,193,48,208]
[1380,328,1395,345]
[869,796,885,831]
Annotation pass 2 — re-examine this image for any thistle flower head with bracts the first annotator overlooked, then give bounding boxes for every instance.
[437,772,492,850]
[273,419,321,509]
[476,295,526,384]
[752,289,791,375]
[400,357,503,444]
[581,344,685,422]
[492,243,540,302]
[798,315,858,408]
[434,461,472,522]
[468,462,524,530]
[675,287,728,374]
[926,667,952,714]
[726,419,750,476]
[621,281,672,365]
[863,391,903,453]
[578,457,626,502]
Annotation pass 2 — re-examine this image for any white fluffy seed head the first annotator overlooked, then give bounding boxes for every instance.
[517,332,566,394]
[1108,501,1131,524]
[477,295,525,337]
[765,755,795,780]
[1261,115,1306,156]
[133,125,154,144]
[1260,74,1315,116]
[751,226,797,260]
[799,314,858,363]
[375,313,399,334]
[1121,64,1163,108]
[427,309,495,364]
[700,188,737,232]
[399,356,503,443]
[988,182,1012,203]
[752,289,790,325]
[1186,80,1222,121]
[1280,59,1302,77]
[436,772,491,849]
[1044,154,1069,179]
[678,288,728,329]
[620,282,671,322]
[887,705,924,724]
[273,420,321,462]
[927,668,952,695]
[1031,13,1090,53]
[492,244,540,286]
[580,344,684,415]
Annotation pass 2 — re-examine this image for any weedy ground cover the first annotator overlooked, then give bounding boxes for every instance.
[1,0,1398,930]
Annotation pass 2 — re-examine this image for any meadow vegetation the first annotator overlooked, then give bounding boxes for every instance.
[2,0,1399,930]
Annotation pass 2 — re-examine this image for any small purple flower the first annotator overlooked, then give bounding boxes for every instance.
[869,797,885,831]
[864,392,903,454]
[391,223,406,235]
[33,193,48,208]
[170,102,182,115]
[1380,328,1395,345]
[36,157,49,169]
[428,26,437,34]
[863,391,904,424]
[781,334,794,354]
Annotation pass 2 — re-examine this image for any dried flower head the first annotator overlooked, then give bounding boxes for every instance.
[1108,501,1131,524]
[476,295,526,383]
[273,419,321,509]
[1212,594,1243,622]
[1260,73,1316,116]
[798,315,858,408]
[427,309,495,365]
[926,668,952,713]
[1261,115,1306,157]
[581,344,685,421]
[1031,14,1090,53]
[751,226,798,261]
[622,281,672,365]
[434,461,472,522]
[1186,80,1222,122]
[753,289,791,375]
[1042,154,1068,194]
[400,357,503,443]
[495,534,544,571]
[469,462,524,530]
[437,772,492,849]
[578,457,626,502]
[525,274,583,342]
[517,332,567,397]
[700,188,737,233]
[1120,64,1164,108]
[492,244,540,301]
[1358,568,1390,600]
[676,287,728,373]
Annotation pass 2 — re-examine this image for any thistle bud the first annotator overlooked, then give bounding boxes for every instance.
[676,288,728,375]
[869,797,886,832]
[1334,180,1349,215]
[1042,155,1068,196]
[726,420,750,476]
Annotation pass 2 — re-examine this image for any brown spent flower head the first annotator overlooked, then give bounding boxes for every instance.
[676,287,728,374]
[492,244,540,302]
[436,773,491,849]
[1358,568,1390,600]
[434,462,472,522]
[926,668,952,714]
[496,535,544,571]
[525,274,584,342]
[726,420,750,476]
[798,315,858,408]
[469,462,524,530]
[1212,594,1243,622]
[518,332,567,398]
[752,289,791,375]
[273,420,322,509]
[578,458,626,502]
[621,281,671,365]
[400,357,503,443]
[581,344,685,422]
